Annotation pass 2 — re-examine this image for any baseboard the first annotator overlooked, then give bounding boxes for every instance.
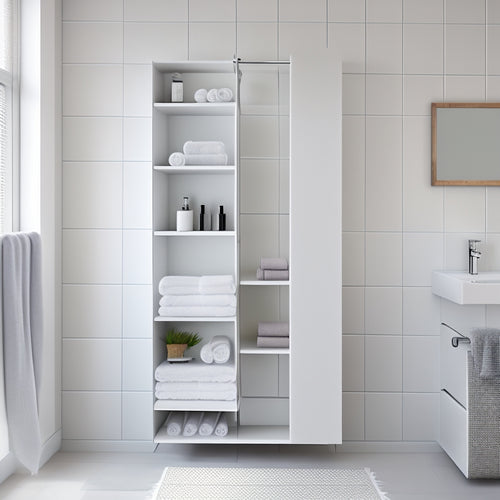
[335,441,442,453]
[61,439,156,453]
[40,429,62,468]
[0,453,17,485]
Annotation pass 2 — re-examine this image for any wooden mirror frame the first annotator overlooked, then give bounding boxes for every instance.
[431,102,500,186]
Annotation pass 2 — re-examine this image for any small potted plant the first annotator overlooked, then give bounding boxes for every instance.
[165,328,202,359]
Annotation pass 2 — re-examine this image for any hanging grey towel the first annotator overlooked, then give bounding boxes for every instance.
[2,233,43,474]
[469,328,500,379]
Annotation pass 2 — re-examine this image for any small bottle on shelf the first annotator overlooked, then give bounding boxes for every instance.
[176,196,193,231]
[218,205,226,231]
[171,73,183,102]
[199,204,208,231]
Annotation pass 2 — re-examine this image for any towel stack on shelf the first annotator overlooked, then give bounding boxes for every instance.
[158,275,236,317]
[168,141,228,166]
[161,411,229,437]
[256,257,289,281]
[194,87,233,103]
[257,322,289,348]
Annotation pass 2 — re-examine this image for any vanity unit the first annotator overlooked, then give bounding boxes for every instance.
[151,50,342,445]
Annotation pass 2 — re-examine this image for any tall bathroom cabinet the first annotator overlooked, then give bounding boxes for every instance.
[152,49,342,445]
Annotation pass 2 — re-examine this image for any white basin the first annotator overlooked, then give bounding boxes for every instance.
[432,271,500,304]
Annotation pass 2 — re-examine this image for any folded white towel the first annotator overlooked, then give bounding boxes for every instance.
[199,412,220,436]
[158,305,236,317]
[155,381,237,400]
[200,275,236,295]
[217,88,233,102]
[160,294,236,308]
[194,88,208,103]
[200,335,231,364]
[165,411,184,436]
[155,359,236,383]
[183,141,226,155]
[168,152,185,166]
[207,88,218,102]
[214,413,228,437]
[184,153,228,166]
[182,411,202,437]
[159,276,200,296]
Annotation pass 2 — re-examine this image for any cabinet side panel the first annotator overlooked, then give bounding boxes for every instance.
[289,49,342,444]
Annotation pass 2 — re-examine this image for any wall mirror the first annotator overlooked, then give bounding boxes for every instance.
[431,103,500,186]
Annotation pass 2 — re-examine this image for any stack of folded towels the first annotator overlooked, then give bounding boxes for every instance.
[154,356,236,401]
[257,321,289,348]
[168,141,228,167]
[256,257,289,281]
[161,411,229,437]
[158,275,236,317]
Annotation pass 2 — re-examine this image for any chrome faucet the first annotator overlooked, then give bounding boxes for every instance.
[468,239,481,275]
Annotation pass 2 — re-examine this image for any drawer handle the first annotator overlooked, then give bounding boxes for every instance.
[451,336,470,348]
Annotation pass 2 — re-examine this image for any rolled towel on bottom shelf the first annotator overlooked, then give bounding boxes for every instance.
[165,411,185,436]
[182,411,202,437]
[214,413,228,437]
[199,412,220,436]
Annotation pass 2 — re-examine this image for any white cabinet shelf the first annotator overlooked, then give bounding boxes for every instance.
[239,339,289,355]
[154,166,235,174]
[154,102,235,116]
[154,399,238,412]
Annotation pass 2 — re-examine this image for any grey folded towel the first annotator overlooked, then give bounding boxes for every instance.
[257,336,289,348]
[258,322,289,337]
[260,257,288,270]
[469,328,500,379]
[256,268,289,281]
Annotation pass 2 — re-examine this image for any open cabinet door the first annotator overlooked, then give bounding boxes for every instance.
[289,48,342,444]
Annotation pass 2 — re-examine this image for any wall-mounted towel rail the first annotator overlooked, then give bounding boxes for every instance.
[451,336,471,348]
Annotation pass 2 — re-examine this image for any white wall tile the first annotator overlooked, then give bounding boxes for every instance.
[403,287,441,335]
[124,23,188,63]
[343,116,365,231]
[123,230,152,284]
[403,76,443,116]
[365,336,402,392]
[240,116,279,158]
[63,230,122,284]
[329,0,365,22]
[367,0,402,22]
[63,339,122,390]
[487,76,500,99]
[403,0,443,23]
[63,285,122,338]
[365,393,402,441]
[444,187,486,233]
[403,336,440,392]
[123,339,153,391]
[63,162,122,229]
[403,24,443,75]
[280,115,289,160]
[124,65,152,117]
[487,26,500,75]
[366,117,402,231]
[237,0,278,22]
[279,23,327,60]
[279,160,290,214]
[124,118,152,162]
[343,287,365,334]
[123,285,153,338]
[366,75,402,115]
[63,65,123,116]
[365,232,402,286]
[366,24,402,74]
[328,23,365,74]
[444,75,486,100]
[240,355,278,397]
[63,117,122,162]
[62,392,121,440]
[189,23,236,60]
[63,0,123,21]
[483,233,500,271]
[237,23,278,60]
[446,0,485,23]
[365,287,402,335]
[62,22,123,63]
[123,163,152,229]
[403,233,444,287]
[190,0,236,21]
[239,70,279,116]
[343,74,365,115]
[445,25,485,75]
[343,335,364,391]
[342,393,365,441]
[488,0,500,23]
[279,214,289,263]
[122,392,154,440]
[240,160,279,214]
[279,0,326,22]
[402,393,439,441]
[278,355,289,397]
[343,232,365,286]
[124,0,188,22]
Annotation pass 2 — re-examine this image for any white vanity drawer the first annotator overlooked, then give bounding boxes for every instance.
[440,323,469,408]
[439,390,468,477]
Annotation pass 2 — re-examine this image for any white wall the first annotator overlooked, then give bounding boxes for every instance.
[61,0,500,448]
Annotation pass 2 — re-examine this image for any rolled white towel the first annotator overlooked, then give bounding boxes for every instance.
[168,152,186,166]
[217,88,233,102]
[199,275,236,295]
[166,411,184,436]
[184,153,228,166]
[214,413,228,437]
[199,412,220,436]
[194,88,208,103]
[211,335,231,364]
[200,343,214,364]
[183,411,202,437]
[183,141,226,155]
[207,88,218,102]
[159,276,200,296]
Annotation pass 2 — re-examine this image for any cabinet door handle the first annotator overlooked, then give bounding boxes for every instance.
[451,336,470,348]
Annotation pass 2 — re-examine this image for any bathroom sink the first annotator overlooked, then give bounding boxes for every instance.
[432,271,500,304]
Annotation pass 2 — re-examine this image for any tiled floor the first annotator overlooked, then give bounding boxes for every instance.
[0,445,500,499]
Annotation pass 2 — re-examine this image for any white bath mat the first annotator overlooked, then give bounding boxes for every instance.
[152,466,389,499]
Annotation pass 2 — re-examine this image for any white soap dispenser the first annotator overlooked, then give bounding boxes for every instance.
[176,196,193,231]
